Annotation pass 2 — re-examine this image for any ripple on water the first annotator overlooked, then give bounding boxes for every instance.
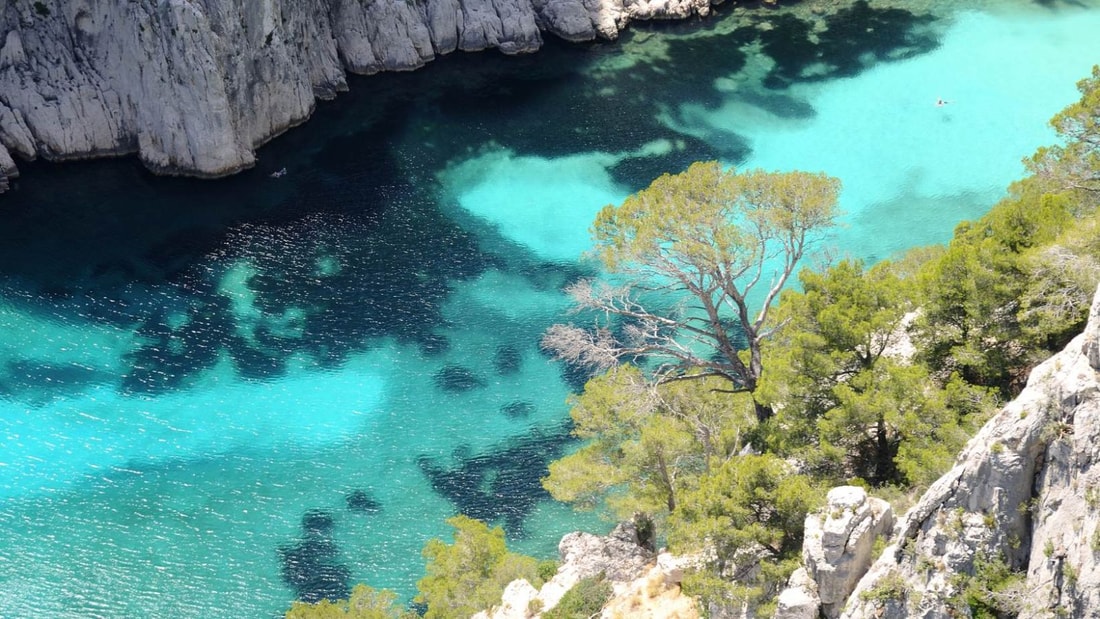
[2,4,1100,617]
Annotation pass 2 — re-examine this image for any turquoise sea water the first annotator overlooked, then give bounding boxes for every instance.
[1,3,1099,617]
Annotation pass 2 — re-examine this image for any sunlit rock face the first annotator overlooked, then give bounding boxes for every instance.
[842,286,1100,619]
[0,0,712,188]
[804,487,894,619]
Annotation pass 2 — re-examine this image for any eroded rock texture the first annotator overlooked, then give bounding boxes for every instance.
[0,0,716,190]
[841,286,1100,618]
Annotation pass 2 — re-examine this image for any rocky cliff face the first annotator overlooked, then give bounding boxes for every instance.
[473,521,680,619]
[839,286,1100,618]
[0,0,717,191]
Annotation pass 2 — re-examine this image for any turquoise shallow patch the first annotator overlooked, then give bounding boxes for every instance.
[1,4,1099,617]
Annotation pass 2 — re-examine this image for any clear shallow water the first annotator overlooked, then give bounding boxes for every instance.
[1,2,1099,617]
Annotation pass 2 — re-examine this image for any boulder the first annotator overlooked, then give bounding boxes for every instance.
[474,579,540,619]
[656,551,704,586]
[481,521,655,617]
[555,521,654,584]
[774,567,821,619]
[0,143,15,193]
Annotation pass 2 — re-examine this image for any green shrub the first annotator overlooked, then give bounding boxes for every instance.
[285,584,416,619]
[537,559,560,584]
[952,552,1028,618]
[415,516,542,619]
[543,575,612,619]
[859,570,909,604]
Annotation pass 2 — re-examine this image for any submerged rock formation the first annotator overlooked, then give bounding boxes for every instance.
[0,0,718,191]
[838,286,1100,618]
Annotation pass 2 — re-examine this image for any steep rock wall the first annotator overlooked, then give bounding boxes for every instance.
[841,286,1100,618]
[0,0,715,190]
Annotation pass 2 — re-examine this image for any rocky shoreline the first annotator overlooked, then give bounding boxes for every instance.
[0,0,732,193]
[479,287,1100,618]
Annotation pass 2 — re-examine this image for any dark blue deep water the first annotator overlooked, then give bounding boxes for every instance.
[1,3,1098,616]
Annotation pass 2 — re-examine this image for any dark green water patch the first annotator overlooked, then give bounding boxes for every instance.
[501,400,536,419]
[0,359,108,405]
[417,424,572,536]
[493,345,523,375]
[116,188,493,393]
[607,134,739,189]
[346,489,383,514]
[434,366,487,392]
[278,509,352,604]
[758,1,939,89]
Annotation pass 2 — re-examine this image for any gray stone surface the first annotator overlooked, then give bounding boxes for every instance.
[774,567,821,619]
[0,141,15,191]
[556,521,654,583]
[803,486,893,618]
[473,578,540,619]
[479,521,655,617]
[841,286,1100,619]
[0,0,720,191]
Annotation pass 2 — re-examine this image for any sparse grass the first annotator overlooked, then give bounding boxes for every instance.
[859,570,909,605]
[543,574,612,619]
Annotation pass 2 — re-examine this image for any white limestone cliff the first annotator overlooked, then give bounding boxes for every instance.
[0,0,716,191]
[474,521,702,619]
[802,486,894,618]
[839,285,1100,618]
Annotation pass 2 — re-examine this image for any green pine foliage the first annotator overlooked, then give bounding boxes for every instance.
[414,515,543,619]
[668,453,820,612]
[285,585,417,619]
[915,66,1100,393]
[541,575,613,619]
[543,162,841,423]
[543,366,755,519]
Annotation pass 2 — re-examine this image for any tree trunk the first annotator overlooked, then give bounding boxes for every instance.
[873,416,892,485]
[656,453,676,513]
[753,397,774,423]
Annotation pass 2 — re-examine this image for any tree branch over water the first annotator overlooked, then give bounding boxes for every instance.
[542,161,840,421]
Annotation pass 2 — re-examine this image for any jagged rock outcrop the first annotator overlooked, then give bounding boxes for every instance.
[0,0,716,192]
[600,560,699,618]
[802,486,894,618]
[773,487,893,619]
[840,286,1100,618]
[476,521,663,619]
[0,141,15,192]
[537,521,655,613]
